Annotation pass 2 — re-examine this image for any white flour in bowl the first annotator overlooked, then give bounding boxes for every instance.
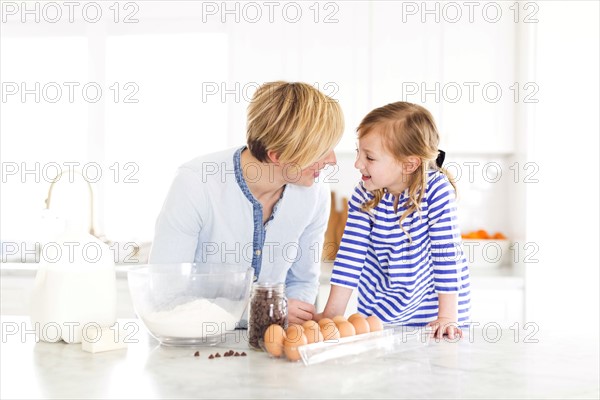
[143,298,240,338]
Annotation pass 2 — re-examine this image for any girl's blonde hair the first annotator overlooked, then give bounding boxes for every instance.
[247,81,344,169]
[358,102,457,234]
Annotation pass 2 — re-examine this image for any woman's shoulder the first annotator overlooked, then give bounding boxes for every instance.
[172,147,242,191]
[179,146,239,174]
[281,181,331,223]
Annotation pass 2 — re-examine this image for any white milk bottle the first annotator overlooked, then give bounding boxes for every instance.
[30,228,117,343]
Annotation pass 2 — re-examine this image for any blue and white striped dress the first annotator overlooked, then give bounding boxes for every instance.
[331,170,471,326]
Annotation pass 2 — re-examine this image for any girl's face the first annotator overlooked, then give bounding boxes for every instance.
[354,131,418,196]
[283,149,337,187]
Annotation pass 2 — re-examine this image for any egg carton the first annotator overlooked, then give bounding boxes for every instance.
[297,326,431,366]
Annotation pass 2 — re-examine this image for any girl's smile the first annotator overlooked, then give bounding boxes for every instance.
[355,130,404,195]
[354,129,420,196]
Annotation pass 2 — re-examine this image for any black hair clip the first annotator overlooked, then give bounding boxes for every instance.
[436,150,446,168]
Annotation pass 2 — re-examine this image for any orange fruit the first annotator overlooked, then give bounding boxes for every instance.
[475,230,490,239]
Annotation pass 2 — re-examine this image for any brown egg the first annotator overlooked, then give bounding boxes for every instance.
[288,323,305,333]
[337,321,356,338]
[347,313,364,323]
[318,318,334,328]
[305,329,324,344]
[366,315,384,332]
[263,324,286,357]
[332,315,347,325]
[285,325,305,344]
[302,320,322,344]
[302,320,319,331]
[305,330,323,344]
[284,333,308,362]
[320,321,341,341]
[350,316,371,335]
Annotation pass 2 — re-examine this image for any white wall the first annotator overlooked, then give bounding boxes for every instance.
[524,1,600,332]
[1,1,523,246]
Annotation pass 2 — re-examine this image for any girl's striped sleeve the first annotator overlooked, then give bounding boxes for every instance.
[427,175,464,293]
[330,183,373,289]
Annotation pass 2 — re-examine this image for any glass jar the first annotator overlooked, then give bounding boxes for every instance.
[248,283,288,350]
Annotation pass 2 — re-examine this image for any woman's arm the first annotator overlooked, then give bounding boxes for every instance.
[149,168,205,263]
[284,183,331,323]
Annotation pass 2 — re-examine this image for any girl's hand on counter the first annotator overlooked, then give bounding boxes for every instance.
[426,317,463,340]
[287,299,315,324]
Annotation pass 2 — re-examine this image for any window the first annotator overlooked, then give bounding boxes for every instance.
[1,29,228,244]
[1,37,89,239]
[104,33,228,241]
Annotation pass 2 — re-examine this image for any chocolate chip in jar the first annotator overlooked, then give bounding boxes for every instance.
[248,283,288,350]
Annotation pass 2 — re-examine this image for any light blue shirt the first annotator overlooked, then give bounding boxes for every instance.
[149,146,331,303]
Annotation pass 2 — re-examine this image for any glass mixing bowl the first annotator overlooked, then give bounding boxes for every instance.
[128,263,253,346]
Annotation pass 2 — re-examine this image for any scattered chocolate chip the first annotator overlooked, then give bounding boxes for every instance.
[206,349,244,359]
[194,351,200,357]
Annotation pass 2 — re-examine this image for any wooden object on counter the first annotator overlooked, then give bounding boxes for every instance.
[323,191,349,261]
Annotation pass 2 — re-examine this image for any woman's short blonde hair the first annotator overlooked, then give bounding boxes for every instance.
[247,81,344,168]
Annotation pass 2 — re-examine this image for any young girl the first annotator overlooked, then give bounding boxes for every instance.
[318,102,470,339]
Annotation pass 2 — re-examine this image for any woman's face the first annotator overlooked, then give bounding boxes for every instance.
[282,149,337,187]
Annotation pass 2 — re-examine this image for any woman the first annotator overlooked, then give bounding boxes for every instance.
[149,81,344,324]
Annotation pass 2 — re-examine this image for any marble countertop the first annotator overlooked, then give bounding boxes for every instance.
[1,316,597,399]
[0,262,525,320]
